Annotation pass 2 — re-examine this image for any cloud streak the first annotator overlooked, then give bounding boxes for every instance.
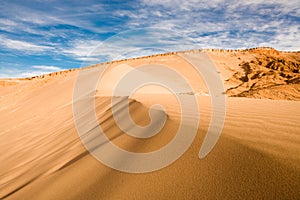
[0,65,63,78]
[0,36,53,53]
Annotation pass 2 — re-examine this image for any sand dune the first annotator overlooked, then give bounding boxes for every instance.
[0,48,300,199]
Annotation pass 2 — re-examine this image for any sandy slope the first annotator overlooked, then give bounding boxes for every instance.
[0,48,300,199]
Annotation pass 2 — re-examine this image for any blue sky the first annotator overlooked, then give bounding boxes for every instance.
[0,0,299,78]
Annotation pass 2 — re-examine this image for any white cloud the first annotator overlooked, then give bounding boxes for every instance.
[0,19,18,32]
[265,26,300,51]
[127,0,300,51]
[0,65,63,78]
[60,29,202,65]
[0,2,115,34]
[0,36,53,53]
[61,39,103,58]
[31,65,62,71]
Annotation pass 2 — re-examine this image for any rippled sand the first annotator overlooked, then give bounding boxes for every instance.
[1,49,300,199]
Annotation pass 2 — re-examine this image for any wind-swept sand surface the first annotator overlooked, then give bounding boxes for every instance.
[0,48,300,199]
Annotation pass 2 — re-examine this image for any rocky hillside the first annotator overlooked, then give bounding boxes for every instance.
[208,48,300,100]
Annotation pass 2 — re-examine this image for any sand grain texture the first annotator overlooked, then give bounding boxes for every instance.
[0,48,300,199]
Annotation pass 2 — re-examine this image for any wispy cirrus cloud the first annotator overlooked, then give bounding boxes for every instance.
[126,0,300,50]
[0,36,53,53]
[61,39,103,61]
[60,28,200,65]
[0,65,64,78]
[31,65,62,71]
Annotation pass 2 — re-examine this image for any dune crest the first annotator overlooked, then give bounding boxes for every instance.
[0,48,300,199]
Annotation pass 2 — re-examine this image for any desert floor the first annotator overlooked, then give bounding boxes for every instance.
[1,49,299,199]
